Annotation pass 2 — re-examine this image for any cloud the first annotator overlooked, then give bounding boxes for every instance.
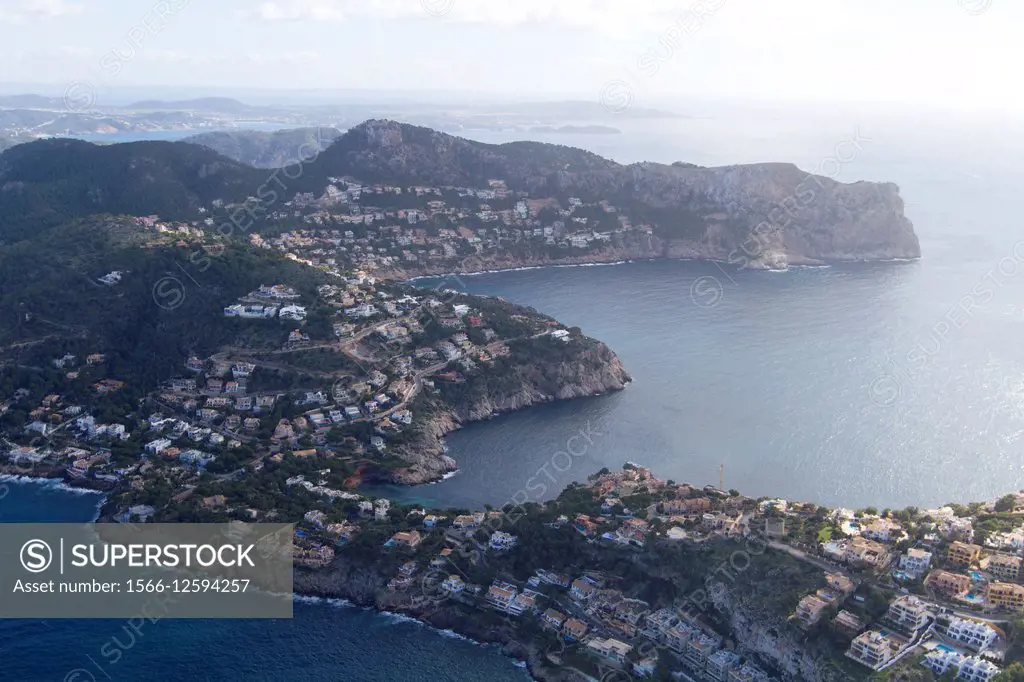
[0,0,83,21]
[244,0,689,35]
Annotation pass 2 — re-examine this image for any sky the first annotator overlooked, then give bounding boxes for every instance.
[0,0,1020,113]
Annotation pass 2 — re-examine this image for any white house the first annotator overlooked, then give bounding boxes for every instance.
[945,617,998,652]
[279,305,307,321]
[957,656,1001,682]
[441,575,465,594]
[898,548,933,578]
[145,438,172,455]
[489,531,518,551]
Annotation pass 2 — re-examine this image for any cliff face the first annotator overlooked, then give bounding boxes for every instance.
[306,120,920,272]
[379,343,630,485]
[707,580,846,682]
[292,557,572,682]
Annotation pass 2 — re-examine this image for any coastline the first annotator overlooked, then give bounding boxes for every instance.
[291,586,550,681]
[398,253,921,283]
[0,470,110,496]
[0,474,541,679]
[368,344,631,486]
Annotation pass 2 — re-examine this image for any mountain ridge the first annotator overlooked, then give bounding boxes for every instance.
[0,119,920,266]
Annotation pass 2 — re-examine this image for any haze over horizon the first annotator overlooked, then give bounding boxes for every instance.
[0,0,1019,117]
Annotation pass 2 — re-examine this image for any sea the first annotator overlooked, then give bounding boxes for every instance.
[5,102,1024,680]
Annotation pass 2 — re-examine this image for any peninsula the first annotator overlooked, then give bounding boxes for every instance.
[0,122,942,681]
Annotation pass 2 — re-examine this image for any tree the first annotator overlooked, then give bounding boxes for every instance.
[993,663,1024,681]
[995,494,1018,513]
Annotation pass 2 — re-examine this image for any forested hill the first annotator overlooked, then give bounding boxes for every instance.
[0,138,264,242]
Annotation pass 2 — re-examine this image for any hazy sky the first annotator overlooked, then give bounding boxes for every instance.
[0,0,1018,112]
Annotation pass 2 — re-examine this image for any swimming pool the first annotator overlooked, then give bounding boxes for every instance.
[936,644,956,653]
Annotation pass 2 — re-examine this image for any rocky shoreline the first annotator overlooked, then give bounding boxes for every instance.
[368,342,632,486]
[293,560,568,682]
[373,239,920,281]
[0,464,114,492]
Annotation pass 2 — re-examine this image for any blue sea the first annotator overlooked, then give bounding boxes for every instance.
[0,481,532,681]
[7,103,1024,679]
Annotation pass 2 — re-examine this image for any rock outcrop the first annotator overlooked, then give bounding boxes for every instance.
[375,342,630,485]
[707,576,847,681]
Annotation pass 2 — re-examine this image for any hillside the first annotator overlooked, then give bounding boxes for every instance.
[0,215,628,484]
[183,127,344,168]
[290,120,920,266]
[0,138,264,241]
[0,120,920,266]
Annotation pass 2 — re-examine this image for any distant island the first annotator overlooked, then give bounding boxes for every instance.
[527,124,621,135]
[0,94,677,153]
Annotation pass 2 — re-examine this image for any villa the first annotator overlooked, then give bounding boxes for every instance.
[387,530,421,549]
[927,570,972,597]
[846,631,895,670]
[948,541,984,567]
[486,581,518,612]
[570,578,597,601]
[885,595,932,633]
[795,594,830,628]
[489,531,518,551]
[987,581,1024,610]
[585,637,633,665]
[440,575,465,595]
[985,553,1022,581]
[563,617,588,640]
[945,616,998,652]
[542,609,566,629]
[898,548,934,578]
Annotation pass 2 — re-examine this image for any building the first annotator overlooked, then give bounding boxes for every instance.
[948,541,984,566]
[387,530,421,549]
[862,517,905,543]
[706,650,742,681]
[507,591,538,616]
[898,548,934,578]
[542,609,566,629]
[486,582,518,612]
[145,438,172,455]
[833,610,865,636]
[440,575,465,595]
[303,510,327,529]
[838,537,890,567]
[585,637,633,665]
[957,656,1001,682]
[846,631,894,670]
[826,572,857,596]
[293,545,334,568]
[664,621,701,654]
[922,648,966,676]
[684,633,721,669]
[945,616,998,652]
[563,618,588,640]
[927,570,972,597]
[886,595,932,633]
[987,581,1024,610]
[570,578,597,601]
[986,554,1022,581]
[795,594,830,627]
[489,531,518,551]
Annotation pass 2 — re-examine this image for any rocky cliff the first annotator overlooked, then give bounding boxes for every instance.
[301,120,920,271]
[707,571,848,681]
[373,341,631,485]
